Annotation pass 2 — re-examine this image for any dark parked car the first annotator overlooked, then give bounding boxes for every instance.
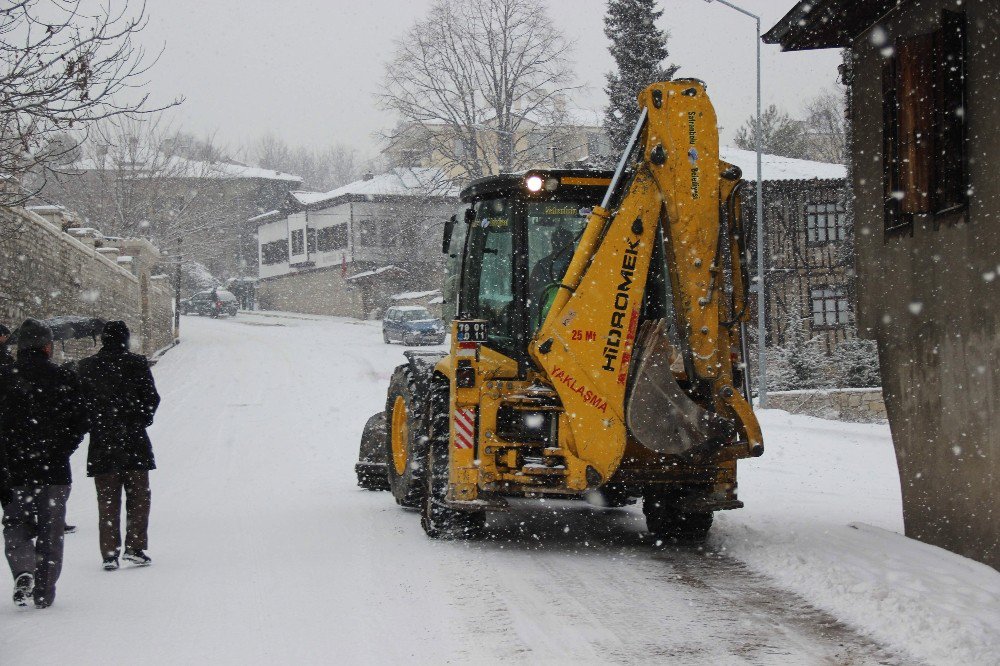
[382,306,446,345]
[182,289,239,317]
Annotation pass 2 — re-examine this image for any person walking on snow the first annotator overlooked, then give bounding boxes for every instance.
[78,321,160,571]
[0,319,88,608]
[0,324,13,513]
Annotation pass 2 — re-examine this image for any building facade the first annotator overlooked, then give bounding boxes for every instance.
[767,0,999,570]
[40,156,301,280]
[256,168,457,318]
[721,149,850,352]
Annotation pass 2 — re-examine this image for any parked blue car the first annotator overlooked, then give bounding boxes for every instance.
[382,306,446,345]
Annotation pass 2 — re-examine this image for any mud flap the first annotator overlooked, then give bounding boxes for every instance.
[625,320,736,455]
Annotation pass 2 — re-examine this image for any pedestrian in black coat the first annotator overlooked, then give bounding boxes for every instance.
[77,321,160,570]
[0,318,88,608]
[0,323,13,511]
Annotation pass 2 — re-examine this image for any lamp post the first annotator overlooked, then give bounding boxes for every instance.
[702,0,767,407]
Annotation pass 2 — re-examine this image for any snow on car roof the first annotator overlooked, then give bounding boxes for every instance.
[391,290,441,301]
[389,305,430,312]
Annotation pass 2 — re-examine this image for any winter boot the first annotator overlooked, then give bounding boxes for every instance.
[12,573,33,607]
[64,524,76,534]
[103,557,119,571]
[123,548,151,566]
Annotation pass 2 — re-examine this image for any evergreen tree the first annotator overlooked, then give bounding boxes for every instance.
[830,326,881,388]
[603,0,678,155]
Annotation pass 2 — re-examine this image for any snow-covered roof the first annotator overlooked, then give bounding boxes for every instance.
[719,147,846,182]
[300,168,457,209]
[69,154,301,183]
[290,190,329,206]
[345,265,407,282]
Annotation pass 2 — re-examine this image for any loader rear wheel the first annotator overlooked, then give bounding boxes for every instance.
[384,366,427,508]
[643,490,713,543]
[420,382,484,539]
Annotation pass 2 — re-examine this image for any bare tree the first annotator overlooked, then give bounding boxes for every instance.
[802,87,847,164]
[0,1,178,205]
[733,90,848,164]
[733,104,810,160]
[43,115,229,260]
[251,133,359,192]
[380,0,576,182]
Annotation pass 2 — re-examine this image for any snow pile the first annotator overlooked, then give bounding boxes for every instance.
[718,410,1000,666]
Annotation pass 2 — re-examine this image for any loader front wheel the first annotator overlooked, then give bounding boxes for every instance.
[384,366,426,508]
[420,382,484,539]
[643,490,713,543]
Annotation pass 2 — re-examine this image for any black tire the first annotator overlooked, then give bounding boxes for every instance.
[420,381,484,539]
[384,365,427,508]
[642,489,713,543]
[402,333,413,347]
[383,331,391,344]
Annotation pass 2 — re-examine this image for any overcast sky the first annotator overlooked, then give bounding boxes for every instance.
[138,0,842,162]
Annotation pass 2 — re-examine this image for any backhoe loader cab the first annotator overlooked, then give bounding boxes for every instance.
[356,80,763,541]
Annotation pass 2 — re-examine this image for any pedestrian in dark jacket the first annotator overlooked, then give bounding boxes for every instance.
[78,321,160,571]
[0,318,88,608]
[0,323,13,511]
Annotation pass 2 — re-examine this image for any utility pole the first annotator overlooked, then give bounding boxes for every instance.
[701,0,767,407]
[174,237,182,339]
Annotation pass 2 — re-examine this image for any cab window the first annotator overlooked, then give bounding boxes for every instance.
[527,202,588,330]
[460,198,516,355]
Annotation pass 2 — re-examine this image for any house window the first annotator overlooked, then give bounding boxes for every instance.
[882,10,967,233]
[811,287,850,327]
[317,224,348,252]
[453,137,466,158]
[261,240,288,265]
[805,202,847,243]
[290,229,304,255]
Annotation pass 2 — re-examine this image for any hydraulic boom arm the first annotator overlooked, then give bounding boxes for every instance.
[529,80,762,485]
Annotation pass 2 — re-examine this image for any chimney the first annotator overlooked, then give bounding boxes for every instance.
[362,172,374,181]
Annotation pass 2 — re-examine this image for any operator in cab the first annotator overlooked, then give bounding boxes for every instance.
[528,225,576,328]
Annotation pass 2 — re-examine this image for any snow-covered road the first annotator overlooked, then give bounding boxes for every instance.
[3,312,998,665]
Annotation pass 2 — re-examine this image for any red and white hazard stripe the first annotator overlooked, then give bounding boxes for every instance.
[453,408,476,450]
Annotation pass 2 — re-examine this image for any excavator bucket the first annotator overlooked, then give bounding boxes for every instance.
[625,320,736,455]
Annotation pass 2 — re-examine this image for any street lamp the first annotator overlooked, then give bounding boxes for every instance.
[702,0,767,408]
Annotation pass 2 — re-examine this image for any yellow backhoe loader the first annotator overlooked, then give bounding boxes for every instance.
[355,80,763,541]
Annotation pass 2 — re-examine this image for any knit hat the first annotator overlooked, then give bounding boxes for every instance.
[17,318,53,351]
[101,320,130,349]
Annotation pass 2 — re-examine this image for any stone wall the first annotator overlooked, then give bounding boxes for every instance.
[0,207,175,362]
[258,265,363,317]
[766,388,887,423]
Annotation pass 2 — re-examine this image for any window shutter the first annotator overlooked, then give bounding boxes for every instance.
[882,57,908,232]
[933,10,967,214]
[896,33,935,215]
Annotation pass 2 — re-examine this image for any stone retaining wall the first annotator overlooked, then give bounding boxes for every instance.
[766,388,887,423]
[0,207,174,361]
